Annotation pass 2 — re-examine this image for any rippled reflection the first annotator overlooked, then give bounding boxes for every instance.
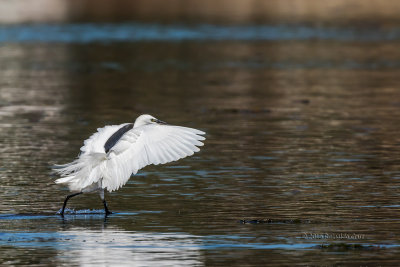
[56,228,203,266]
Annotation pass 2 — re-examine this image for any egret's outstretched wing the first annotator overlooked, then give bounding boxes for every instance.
[101,124,205,191]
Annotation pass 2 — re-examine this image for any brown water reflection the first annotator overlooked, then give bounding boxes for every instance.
[1,39,400,265]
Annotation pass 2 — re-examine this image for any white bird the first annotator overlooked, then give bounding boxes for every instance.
[54,114,206,216]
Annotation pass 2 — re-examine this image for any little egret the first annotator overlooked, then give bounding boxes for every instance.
[54,114,205,216]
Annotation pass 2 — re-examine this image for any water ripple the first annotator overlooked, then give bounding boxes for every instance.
[1,23,400,43]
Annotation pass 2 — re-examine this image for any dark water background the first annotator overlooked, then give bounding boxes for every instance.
[1,24,400,266]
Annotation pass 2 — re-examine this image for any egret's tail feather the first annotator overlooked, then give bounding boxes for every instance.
[53,153,107,191]
[55,175,75,184]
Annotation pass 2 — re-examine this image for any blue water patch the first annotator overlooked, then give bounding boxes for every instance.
[330,158,366,162]
[0,232,73,248]
[250,156,278,160]
[1,23,400,43]
[339,205,400,208]
[1,230,398,251]
[0,211,146,220]
[0,214,57,220]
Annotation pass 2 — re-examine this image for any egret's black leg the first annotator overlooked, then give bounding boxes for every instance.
[60,192,82,216]
[103,199,112,215]
[100,189,112,216]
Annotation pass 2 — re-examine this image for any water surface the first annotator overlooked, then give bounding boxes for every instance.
[1,24,400,266]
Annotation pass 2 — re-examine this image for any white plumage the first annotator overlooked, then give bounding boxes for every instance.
[54,114,205,215]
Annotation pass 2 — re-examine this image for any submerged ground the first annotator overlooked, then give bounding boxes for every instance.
[0,24,400,266]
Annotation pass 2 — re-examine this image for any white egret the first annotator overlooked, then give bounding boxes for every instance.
[54,114,205,216]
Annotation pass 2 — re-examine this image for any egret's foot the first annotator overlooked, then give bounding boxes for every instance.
[59,208,65,216]
[60,192,82,216]
[103,199,112,216]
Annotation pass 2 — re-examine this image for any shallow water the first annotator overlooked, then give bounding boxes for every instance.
[1,24,400,266]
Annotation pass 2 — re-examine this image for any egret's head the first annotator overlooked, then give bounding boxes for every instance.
[134,114,167,128]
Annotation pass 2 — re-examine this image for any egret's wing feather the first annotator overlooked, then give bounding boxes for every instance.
[80,123,131,154]
[101,124,205,191]
[54,123,130,191]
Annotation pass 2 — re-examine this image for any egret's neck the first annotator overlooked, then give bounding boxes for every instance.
[133,119,147,128]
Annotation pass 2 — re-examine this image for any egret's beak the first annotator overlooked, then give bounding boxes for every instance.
[156,119,167,125]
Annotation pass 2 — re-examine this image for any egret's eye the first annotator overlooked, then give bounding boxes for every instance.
[150,118,156,122]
